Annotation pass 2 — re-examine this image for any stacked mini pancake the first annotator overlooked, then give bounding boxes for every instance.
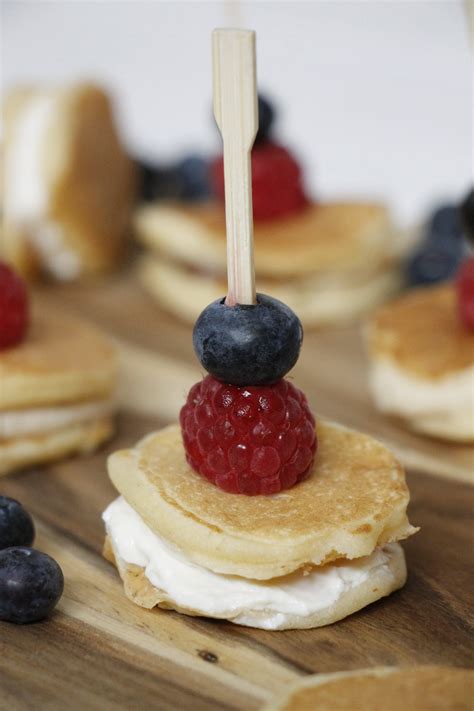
[103,420,416,630]
[136,199,404,328]
[263,666,473,711]
[1,83,136,280]
[0,303,117,475]
[366,282,474,442]
[135,90,404,327]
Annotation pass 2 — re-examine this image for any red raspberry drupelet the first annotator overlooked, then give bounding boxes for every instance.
[0,262,29,350]
[180,375,317,495]
[456,257,474,330]
[211,141,308,222]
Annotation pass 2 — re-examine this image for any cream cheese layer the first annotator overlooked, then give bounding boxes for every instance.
[103,496,399,630]
[0,398,115,440]
[4,94,82,279]
[369,358,474,440]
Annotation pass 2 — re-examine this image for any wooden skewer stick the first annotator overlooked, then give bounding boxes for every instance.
[212,28,258,306]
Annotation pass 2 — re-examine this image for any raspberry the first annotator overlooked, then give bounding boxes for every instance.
[211,141,308,221]
[456,257,474,330]
[0,262,29,350]
[180,375,317,495]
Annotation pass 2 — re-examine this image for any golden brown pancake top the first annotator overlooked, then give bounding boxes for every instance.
[0,304,116,409]
[369,284,474,378]
[108,420,416,580]
[135,200,393,277]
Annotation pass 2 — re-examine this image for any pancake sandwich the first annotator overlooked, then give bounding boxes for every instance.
[2,83,136,280]
[136,200,403,327]
[367,267,474,442]
[263,666,473,711]
[103,28,416,631]
[0,263,117,475]
[103,415,415,630]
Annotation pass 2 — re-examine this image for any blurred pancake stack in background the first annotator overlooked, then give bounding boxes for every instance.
[134,94,408,327]
[1,83,137,281]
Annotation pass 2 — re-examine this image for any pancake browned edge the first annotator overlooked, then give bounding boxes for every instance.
[0,417,114,476]
[2,83,137,280]
[134,201,406,325]
[138,254,402,327]
[262,666,473,711]
[367,284,474,442]
[103,535,406,631]
[0,303,117,475]
[107,420,416,581]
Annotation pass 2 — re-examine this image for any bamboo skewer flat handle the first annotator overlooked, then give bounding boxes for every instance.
[212,28,258,306]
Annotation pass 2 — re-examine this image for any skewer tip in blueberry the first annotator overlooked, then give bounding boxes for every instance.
[193,293,303,386]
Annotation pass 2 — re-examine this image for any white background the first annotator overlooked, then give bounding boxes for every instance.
[2,0,472,227]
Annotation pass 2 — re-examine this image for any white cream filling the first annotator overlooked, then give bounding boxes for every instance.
[369,358,474,438]
[103,496,398,630]
[4,94,82,280]
[5,94,55,222]
[0,398,115,440]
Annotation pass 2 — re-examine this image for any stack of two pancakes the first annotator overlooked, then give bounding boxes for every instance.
[135,201,406,327]
[103,420,416,630]
[0,305,117,475]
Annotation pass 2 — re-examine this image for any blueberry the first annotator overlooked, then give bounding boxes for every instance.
[137,160,184,202]
[255,94,275,144]
[0,547,64,624]
[406,245,462,287]
[429,205,461,237]
[193,293,303,386]
[175,155,211,201]
[0,496,35,550]
[460,188,474,245]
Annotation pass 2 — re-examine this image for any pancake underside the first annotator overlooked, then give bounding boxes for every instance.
[0,416,114,476]
[103,535,407,631]
[138,255,402,325]
[263,666,474,710]
[107,420,417,580]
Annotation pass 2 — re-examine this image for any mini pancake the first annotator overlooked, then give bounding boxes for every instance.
[367,284,474,442]
[0,416,113,476]
[138,253,402,326]
[135,200,398,278]
[107,420,416,581]
[2,84,136,280]
[0,304,117,410]
[263,666,473,711]
[103,534,406,631]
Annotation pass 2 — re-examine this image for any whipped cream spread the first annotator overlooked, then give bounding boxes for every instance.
[0,399,115,440]
[4,94,82,280]
[370,359,474,438]
[103,496,399,630]
[5,94,55,222]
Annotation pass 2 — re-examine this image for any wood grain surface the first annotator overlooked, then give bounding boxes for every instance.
[1,272,473,711]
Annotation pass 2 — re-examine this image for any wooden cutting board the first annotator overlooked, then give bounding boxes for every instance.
[1,273,473,711]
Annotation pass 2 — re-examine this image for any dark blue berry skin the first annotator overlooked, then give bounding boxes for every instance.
[406,245,461,287]
[0,496,35,550]
[0,547,64,624]
[429,205,461,238]
[175,155,211,201]
[255,94,275,144]
[138,160,184,202]
[193,293,303,386]
[460,189,474,245]
[137,155,211,203]
[406,203,466,286]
